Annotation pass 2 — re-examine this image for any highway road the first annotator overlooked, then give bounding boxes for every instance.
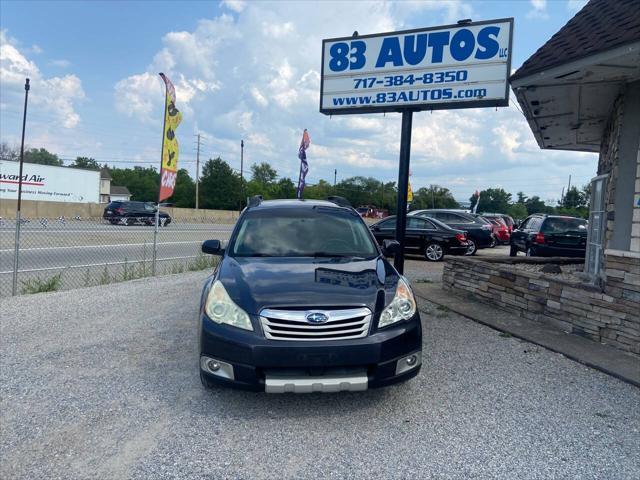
[0,221,235,296]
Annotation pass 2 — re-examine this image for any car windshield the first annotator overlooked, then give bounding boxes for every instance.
[231,208,379,258]
[542,217,588,233]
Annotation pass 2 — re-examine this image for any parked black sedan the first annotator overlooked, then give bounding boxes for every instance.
[103,201,172,226]
[370,216,468,261]
[510,214,587,257]
[408,209,494,255]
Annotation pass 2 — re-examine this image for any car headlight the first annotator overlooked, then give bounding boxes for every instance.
[379,277,417,328]
[205,280,253,331]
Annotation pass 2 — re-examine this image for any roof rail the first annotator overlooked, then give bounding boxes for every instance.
[326,196,352,208]
[247,195,263,208]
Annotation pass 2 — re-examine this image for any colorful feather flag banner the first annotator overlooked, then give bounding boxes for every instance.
[296,129,311,199]
[407,179,413,203]
[158,73,182,202]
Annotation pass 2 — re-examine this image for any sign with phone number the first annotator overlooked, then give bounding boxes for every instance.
[320,18,513,115]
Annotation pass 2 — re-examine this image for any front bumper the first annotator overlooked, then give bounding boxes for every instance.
[199,312,422,392]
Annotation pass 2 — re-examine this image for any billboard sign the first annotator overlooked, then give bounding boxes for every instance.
[320,18,513,115]
[0,161,100,203]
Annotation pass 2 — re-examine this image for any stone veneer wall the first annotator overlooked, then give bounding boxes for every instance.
[598,95,624,250]
[443,256,640,355]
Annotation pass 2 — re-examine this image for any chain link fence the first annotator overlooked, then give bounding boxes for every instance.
[0,215,234,296]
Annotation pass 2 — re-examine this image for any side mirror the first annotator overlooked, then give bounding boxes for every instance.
[372,225,380,231]
[382,239,401,256]
[202,239,223,255]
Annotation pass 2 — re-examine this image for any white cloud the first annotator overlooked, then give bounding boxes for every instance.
[220,0,246,13]
[109,2,595,199]
[0,30,84,128]
[527,0,549,19]
[262,21,294,38]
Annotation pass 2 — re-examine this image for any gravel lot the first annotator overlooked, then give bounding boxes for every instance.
[2,269,639,479]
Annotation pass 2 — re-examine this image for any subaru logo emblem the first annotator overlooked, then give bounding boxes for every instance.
[306,312,329,324]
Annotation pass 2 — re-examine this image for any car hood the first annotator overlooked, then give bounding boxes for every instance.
[213,256,400,315]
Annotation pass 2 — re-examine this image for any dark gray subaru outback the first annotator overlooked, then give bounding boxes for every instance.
[198,197,422,393]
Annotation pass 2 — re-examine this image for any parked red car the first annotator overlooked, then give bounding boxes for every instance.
[485,216,511,245]
[482,213,515,234]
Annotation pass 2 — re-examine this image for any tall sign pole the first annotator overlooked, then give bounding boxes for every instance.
[11,78,30,296]
[394,111,413,273]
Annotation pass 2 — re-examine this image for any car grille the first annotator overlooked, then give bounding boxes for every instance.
[259,307,372,341]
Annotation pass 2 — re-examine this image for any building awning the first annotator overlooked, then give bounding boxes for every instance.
[510,0,640,153]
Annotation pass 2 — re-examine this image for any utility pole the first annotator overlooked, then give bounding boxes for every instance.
[240,139,244,211]
[195,133,201,209]
[334,168,337,186]
[12,78,30,296]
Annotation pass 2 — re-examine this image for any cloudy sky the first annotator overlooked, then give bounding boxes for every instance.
[1,0,595,203]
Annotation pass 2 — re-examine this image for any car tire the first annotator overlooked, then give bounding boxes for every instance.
[489,237,497,248]
[465,239,477,256]
[509,245,518,257]
[424,243,444,262]
[526,246,535,257]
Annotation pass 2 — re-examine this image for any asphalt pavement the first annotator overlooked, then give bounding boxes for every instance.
[2,271,638,479]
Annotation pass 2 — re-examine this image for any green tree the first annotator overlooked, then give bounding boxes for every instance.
[304,179,335,200]
[411,185,458,210]
[507,203,528,221]
[69,156,100,170]
[251,162,278,185]
[24,147,63,166]
[516,191,527,204]
[199,157,241,210]
[274,177,296,199]
[470,188,512,213]
[169,168,196,208]
[109,166,159,201]
[525,195,548,215]
[561,186,587,209]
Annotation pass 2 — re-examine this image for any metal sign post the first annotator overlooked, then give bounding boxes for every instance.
[394,111,413,274]
[11,78,30,296]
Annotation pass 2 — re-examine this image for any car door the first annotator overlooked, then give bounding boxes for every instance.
[371,218,396,244]
[511,217,528,248]
[516,217,535,249]
[406,217,431,251]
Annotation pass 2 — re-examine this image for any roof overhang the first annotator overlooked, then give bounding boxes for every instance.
[510,41,640,152]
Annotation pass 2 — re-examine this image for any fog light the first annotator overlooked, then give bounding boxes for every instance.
[395,351,422,375]
[200,356,235,380]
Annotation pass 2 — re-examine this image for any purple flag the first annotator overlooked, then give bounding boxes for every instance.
[296,129,310,199]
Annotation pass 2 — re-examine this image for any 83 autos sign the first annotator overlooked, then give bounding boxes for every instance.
[320,19,513,115]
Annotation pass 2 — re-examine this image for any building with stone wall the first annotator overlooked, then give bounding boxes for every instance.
[510,0,639,285]
[442,0,639,356]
